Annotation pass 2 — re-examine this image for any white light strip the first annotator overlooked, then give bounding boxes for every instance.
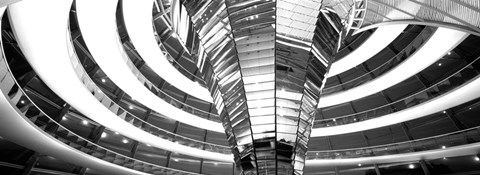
[318,27,468,108]
[76,0,224,133]
[1,3,146,175]
[311,74,480,137]
[9,0,231,161]
[327,24,407,77]
[306,141,480,167]
[122,0,213,102]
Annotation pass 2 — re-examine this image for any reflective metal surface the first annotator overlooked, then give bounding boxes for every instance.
[183,0,337,174]
[353,0,480,36]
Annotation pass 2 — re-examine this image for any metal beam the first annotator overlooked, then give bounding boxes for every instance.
[361,62,377,79]
[90,126,105,144]
[165,121,180,167]
[199,129,208,174]
[418,160,431,175]
[380,91,397,112]
[17,71,36,88]
[77,167,87,175]
[20,152,39,175]
[114,91,125,103]
[130,141,139,157]
[46,104,71,133]
[374,164,382,175]
[415,74,430,87]
[400,122,414,141]
[443,109,466,130]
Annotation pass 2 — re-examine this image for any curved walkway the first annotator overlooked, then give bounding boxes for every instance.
[311,74,480,137]
[306,141,480,167]
[318,27,469,108]
[75,0,223,132]
[327,24,407,77]
[0,4,146,175]
[8,0,231,162]
[122,0,213,102]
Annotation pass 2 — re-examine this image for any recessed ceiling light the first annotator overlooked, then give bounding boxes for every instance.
[82,120,88,125]
[408,164,415,169]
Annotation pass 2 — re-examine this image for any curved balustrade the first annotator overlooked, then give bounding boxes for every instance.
[116,40,220,120]
[0,45,197,175]
[123,38,205,87]
[322,27,435,95]
[67,31,230,154]
[69,16,220,122]
[119,39,218,120]
[307,126,480,160]
[109,12,219,120]
[152,31,206,86]
[134,8,207,86]
[335,29,374,60]
[314,54,480,128]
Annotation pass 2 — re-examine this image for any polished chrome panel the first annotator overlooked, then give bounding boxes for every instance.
[183,0,336,174]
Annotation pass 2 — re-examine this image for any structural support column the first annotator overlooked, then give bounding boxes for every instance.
[183,0,337,174]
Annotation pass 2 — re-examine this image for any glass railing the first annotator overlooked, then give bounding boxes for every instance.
[70,19,220,121]
[335,30,373,59]
[151,12,207,86]
[0,44,198,175]
[314,54,480,128]
[307,126,480,160]
[115,8,217,120]
[121,41,220,120]
[322,27,435,95]
[67,31,231,154]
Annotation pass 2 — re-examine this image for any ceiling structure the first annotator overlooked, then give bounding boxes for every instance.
[1,0,480,175]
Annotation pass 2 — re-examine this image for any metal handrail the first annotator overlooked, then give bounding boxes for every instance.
[151,11,207,84]
[323,27,435,94]
[314,54,480,127]
[307,125,480,159]
[67,28,230,153]
[0,39,198,175]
